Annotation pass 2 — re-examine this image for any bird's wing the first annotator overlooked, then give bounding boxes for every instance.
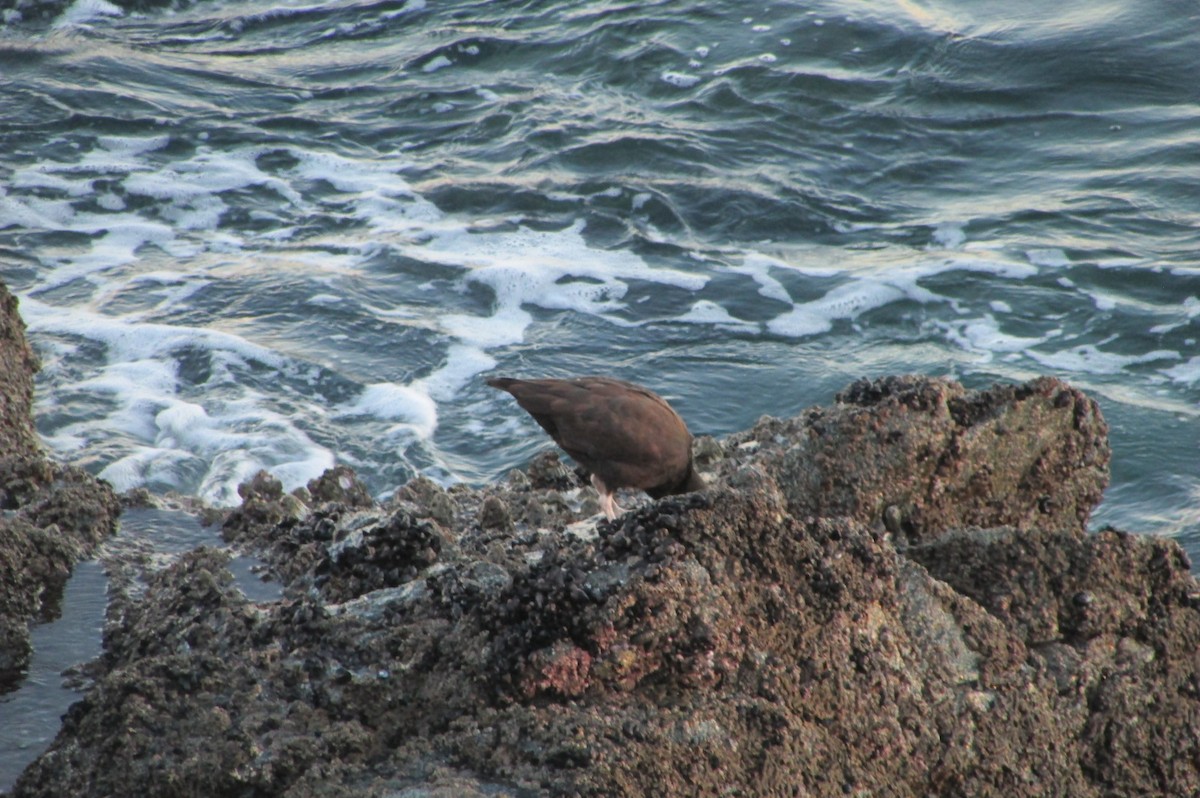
[488,377,692,489]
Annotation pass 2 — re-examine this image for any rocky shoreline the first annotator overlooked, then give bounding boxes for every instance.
[0,284,120,691]
[2,280,1198,796]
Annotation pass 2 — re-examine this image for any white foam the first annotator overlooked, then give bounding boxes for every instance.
[945,316,1048,357]
[377,0,427,22]
[410,218,707,347]
[56,0,122,27]
[1027,345,1181,375]
[930,222,966,249]
[423,55,453,73]
[767,279,908,337]
[832,220,876,234]
[21,297,285,367]
[336,383,438,439]
[161,194,227,230]
[758,248,1042,340]
[20,91,1182,516]
[678,300,758,331]
[21,136,167,189]
[99,448,190,494]
[1026,248,1070,267]
[97,134,171,155]
[441,306,531,348]
[124,148,301,205]
[1153,297,1200,334]
[289,149,438,229]
[925,253,1038,280]
[661,71,702,88]
[203,442,334,506]
[96,193,126,211]
[167,398,333,504]
[12,168,94,197]
[83,357,179,395]
[761,251,841,279]
[10,139,445,304]
[32,221,180,293]
[0,187,75,231]
[729,253,821,303]
[22,277,348,494]
[73,359,180,442]
[1163,357,1200,386]
[9,144,324,295]
[28,322,336,503]
[418,344,498,402]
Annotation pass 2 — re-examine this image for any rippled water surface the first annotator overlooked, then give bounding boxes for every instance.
[1,0,1197,551]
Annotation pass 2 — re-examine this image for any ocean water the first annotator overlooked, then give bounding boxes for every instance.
[0,0,1197,551]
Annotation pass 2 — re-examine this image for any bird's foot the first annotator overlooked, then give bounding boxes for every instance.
[591,475,622,521]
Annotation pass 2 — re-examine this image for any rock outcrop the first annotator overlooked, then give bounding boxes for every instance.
[0,281,120,690]
[0,284,39,458]
[11,358,1200,797]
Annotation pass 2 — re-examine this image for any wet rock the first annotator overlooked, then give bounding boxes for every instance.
[316,509,445,603]
[0,282,120,691]
[394,475,456,527]
[526,450,577,490]
[691,434,724,470]
[307,464,374,509]
[478,495,512,531]
[512,489,575,529]
[731,374,1110,543]
[9,369,1200,798]
[908,525,1197,647]
[222,469,299,546]
[0,282,40,459]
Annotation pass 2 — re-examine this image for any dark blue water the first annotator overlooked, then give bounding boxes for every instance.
[0,0,1196,543]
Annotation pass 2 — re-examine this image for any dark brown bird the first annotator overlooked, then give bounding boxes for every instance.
[487,376,705,520]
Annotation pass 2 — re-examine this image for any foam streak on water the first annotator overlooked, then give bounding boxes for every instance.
[0,0,1196,549]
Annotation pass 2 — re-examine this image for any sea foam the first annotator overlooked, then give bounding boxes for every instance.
[8,105,1189,509]
[55,0,122,27]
